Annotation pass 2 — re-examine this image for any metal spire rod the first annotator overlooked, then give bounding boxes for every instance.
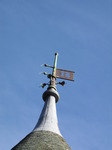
[52,52,58,77]
[49,53,58,90]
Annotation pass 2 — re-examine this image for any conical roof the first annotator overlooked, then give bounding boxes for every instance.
[12,131,71,150]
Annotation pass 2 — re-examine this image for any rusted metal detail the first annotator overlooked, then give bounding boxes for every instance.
[56,68,74,81]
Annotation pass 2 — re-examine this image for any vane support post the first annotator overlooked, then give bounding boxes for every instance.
[48,53,58,90]
[52,53,58,77]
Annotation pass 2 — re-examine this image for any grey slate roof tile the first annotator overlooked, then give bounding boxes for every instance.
[12,131,71,150]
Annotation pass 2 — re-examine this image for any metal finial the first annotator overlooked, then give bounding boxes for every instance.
[40,52,74,89]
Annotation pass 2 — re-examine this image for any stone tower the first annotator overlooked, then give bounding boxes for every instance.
[12,53,72,150]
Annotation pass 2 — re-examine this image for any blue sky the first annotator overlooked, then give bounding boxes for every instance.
[0,0,112,149]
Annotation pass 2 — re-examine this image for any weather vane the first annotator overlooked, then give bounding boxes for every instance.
[41,53,74,89]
